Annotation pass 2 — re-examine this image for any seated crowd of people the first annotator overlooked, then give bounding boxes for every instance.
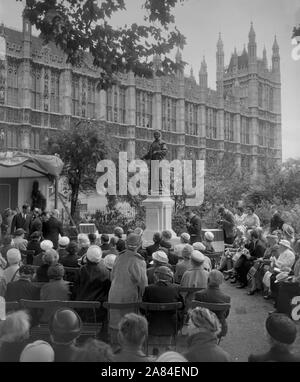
[0,203,299,362]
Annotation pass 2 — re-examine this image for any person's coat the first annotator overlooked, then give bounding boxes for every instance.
[11,213,32,235]
[194,286,231,337]
[40,280,71,323]
[249,345,300,362]
[42,217,64,249]
[75,260,111,322]
[108,250,148,329]
[29,217,43,236]
[180,265,209,309]
[270,213,284,233]
[76,261,110,302]
[175,260,191,284]
[220,210,236,239]
[142,281,184,335]
[5,279,40,301]
[187,215,202,243]
[184,331,231,362]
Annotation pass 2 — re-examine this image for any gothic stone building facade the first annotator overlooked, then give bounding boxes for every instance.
[0,19,281,179]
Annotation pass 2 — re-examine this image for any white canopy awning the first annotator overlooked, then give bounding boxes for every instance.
[0,152,64,179]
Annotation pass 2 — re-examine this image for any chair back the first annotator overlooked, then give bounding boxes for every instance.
[179,287,205,294]
[191,300,231,312]
[140,302,183,353]
[19,299,101,340]
[139,302,182,311]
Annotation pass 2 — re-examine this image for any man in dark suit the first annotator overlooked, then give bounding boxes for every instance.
[145,232,162,265]
[218,206,236,244]
[42,210,64,249]
[29,208,43,236]
[194,270,231,337]
[11,204,32,237]
[5,265,40,301]
[270,206,284,233]
[186,210,202,244]
[235,229,266,288]
[142,266,184,336]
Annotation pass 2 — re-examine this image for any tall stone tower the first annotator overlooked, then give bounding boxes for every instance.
[216,33,225,160]
[272,35,282,164]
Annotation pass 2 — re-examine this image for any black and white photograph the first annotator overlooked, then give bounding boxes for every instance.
[0,0,299,366]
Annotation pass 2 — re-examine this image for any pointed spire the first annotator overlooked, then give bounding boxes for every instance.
[217,32,223,50]
[190,66,195,79]
[242,44,247,54]
[248,21,256,41]
[263,45,268,67]
[175,48,182,63]
[200,56,207,72]
[272,35,279,51]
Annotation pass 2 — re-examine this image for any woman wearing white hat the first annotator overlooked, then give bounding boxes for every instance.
[180,250,209,309]
[263,239,295,300]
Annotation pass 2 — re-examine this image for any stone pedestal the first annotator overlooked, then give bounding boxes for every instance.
[142,194,177,242]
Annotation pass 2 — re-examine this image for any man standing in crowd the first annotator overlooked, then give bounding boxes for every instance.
[42,209,64,249]
[270,206,284,233]
[11,204,32,237]
[186,210,202,244]
[108,233,148,344]
[29,208,42,236]
[218,206,236,245]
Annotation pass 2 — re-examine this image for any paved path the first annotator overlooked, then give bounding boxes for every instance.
[175,281,300,362]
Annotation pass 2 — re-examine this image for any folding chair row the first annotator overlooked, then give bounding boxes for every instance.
[4,299,102,340]
[103,301,183,353]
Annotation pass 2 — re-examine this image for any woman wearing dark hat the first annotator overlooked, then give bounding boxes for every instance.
[40,264,71,323]
[26,231,42,265]
[142,266,184,339]
[249,313,300,362]
[60,241,80,268]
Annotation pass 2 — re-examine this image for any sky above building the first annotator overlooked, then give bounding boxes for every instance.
[0,0,299,161]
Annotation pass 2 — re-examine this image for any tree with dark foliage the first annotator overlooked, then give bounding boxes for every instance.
[17,0,186,89]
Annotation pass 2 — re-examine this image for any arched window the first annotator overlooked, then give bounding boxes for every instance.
[50,71,60,113]
[269,88,274,111]
[258,83,263,108]
[136,90,153,128]
[106,86,126,123]
[72,75,80,116]
[7,62,18,106]
[31,67,42,110]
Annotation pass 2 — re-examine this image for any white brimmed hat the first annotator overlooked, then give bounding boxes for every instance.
[40,240,54,251]
[103,254,117,270]
[279,239,292,251]
[151,251,169,264]
[58,236,70,247]
[193,242,206,252]
[86,245,102,263]
[204,232,214,242]
[191,250,205,264]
